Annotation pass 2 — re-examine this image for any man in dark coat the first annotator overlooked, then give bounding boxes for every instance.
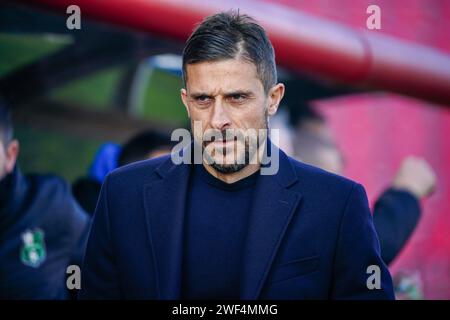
[0,100,90,299]
[80,11,394,300]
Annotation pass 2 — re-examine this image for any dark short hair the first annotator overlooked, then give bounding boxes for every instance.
[182,11,277,93]
[0,98,13,146]
[118,130,174,166]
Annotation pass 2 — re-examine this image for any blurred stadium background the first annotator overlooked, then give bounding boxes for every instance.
[1,0,449,299]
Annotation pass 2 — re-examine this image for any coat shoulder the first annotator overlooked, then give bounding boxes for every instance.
[106,154,170,188]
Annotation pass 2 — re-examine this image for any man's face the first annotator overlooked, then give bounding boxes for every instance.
[0,138,19,180]
[0,140,8,179]
[181,58,282,173]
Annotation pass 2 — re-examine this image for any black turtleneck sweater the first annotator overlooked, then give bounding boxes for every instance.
[181,164,259,299]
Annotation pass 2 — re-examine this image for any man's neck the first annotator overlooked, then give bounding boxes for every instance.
[202,162,260,184]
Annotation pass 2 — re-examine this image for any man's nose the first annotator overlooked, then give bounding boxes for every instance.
[210,99,231,130]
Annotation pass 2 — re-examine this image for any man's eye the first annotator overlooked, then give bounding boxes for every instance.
[196,96,211,103]
[230,94,246,102]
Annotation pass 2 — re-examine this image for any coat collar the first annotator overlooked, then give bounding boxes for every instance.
[0,166,29,232]
[143,141,302,299]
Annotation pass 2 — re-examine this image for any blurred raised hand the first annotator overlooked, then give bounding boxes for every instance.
[392,156,437,199]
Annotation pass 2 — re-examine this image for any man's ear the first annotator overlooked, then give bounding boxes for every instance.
[180,88,191,118]
[5,139,19,174]
[267,83,285,116]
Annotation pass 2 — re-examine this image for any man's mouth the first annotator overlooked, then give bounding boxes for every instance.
[208,136,238,145]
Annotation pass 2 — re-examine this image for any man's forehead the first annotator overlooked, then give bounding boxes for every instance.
[185,59,262,93]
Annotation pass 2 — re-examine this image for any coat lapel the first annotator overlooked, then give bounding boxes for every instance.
[143,155,190,299]
[240,147,302,300]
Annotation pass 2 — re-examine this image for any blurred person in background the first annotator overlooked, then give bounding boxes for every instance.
[0,99,90,299]
[72,130,174,216]
[117,130,174,167]
[282,103,437,266]
[72,143,121,217]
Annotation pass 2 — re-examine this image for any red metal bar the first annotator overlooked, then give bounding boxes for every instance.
[18,0,450,105]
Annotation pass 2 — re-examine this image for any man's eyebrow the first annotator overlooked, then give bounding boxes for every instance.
[223,90,253,98]
[189,92,212,99]
[188,90,254,99]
